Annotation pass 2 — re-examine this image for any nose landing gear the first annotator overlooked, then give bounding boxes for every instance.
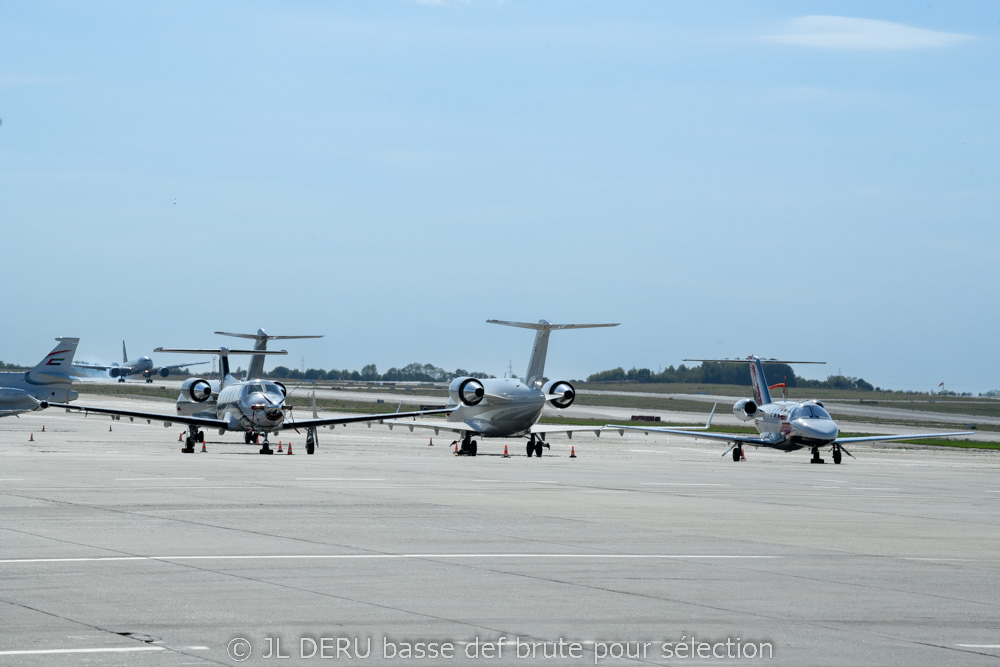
[182,426,204,453]
[456,435,478,456]
[810,446,825,464]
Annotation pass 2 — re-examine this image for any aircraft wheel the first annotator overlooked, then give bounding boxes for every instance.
[732,447,741,462]
[181,437,195,454]
[833,448,842,465]
[306,442,315,455]
[535,442,543,458]
[469,441,477,456]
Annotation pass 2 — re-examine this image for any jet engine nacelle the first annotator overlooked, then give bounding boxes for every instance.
[542,379,575,409]
[181,377,213,403]
[449,377,485,407]
[733,398,758,421]
[273,381,288,398]
[158,367,170,378]
[108,367,121,378]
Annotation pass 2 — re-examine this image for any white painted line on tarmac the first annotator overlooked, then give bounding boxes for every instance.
[295,478,386,481]
[641,483,729,486]
[0,479,25,481]
[956,644,1000,648]
[849,487,900,491]
[0,553,783,564]
[116,477,205,481]
[0,646,165,655]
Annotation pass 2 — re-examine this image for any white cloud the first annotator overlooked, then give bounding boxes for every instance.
[764,16,975,50]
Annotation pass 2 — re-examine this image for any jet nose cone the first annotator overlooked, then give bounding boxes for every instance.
[792,418,839,442]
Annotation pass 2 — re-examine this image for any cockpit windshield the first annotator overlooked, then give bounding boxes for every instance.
[791,404,831,420]
[243,383,282,397]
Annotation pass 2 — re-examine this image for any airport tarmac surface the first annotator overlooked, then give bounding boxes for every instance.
[2,398,999,665]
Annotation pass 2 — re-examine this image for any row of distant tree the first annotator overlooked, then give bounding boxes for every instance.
[264,362,493,383]
[586,362,880,391]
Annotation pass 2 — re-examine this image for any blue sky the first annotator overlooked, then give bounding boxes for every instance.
[2,1,997,393]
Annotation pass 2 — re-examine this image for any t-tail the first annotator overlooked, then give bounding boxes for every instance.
[155,346,288,386]
[684,356,826,406]
[486,319,619,390]
[27,337,81,384]
[214,329,323,380]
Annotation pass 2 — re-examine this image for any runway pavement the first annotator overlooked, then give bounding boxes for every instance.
[1,398,999,665]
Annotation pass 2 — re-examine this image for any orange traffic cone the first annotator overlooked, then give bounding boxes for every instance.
[454,441,459,454]
[109,424,113,432]
[740,449,746,461]
[42,425,45,432]
[570,446,576,459]
[277,441,283,453]
[29,433,34,442]
[428,437,433,446]
[287,443,293,455]
[178,432,183,442]
[502,444,509,458]
[201,442,207,453]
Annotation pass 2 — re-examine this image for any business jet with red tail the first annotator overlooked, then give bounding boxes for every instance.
[609,355,972,464]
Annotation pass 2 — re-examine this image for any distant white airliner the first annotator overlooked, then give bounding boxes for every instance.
[75,340,207,383]
[609,355,973,464]
[0,337,80,417]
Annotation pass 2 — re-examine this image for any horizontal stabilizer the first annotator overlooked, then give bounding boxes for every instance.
[154,347,288,356]
[488,320,619,331]
[215,331,323,341]
[684,358,825,365]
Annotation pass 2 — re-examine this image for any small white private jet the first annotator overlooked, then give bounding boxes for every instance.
[608,355,973,464]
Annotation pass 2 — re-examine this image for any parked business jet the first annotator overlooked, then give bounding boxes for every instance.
[391,319,618,457]
[44,346,450,455]
[608,355,973,464]
[174,329,322,417]
[75,341,207,383]
[0,337,80,417]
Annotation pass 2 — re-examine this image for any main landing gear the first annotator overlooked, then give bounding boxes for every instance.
[832,444,843,465]
[181,425,204,453]
[243,431,261,445]
[526,434,550,458]
[456,435,478,456]
[305,427,318,455]
[731,445,744,462]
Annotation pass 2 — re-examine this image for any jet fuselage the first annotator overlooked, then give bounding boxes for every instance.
[446,377,547,438]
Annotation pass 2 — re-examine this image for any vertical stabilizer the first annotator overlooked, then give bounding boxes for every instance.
[748,356,772,406]
[215,329,323,379]
[122,340,128,364]
[684,356,826,406]
[27,337,80,383]
[486,319,619,390]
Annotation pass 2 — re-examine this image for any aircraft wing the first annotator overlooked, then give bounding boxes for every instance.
[72,362,119,372]
[382,419,484,436]
[834,431,974,444]
[156,361,210,372]
[282,408,454,432]
[608,425,775,446]
[42,401,229,429]
[529,424,606,439]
